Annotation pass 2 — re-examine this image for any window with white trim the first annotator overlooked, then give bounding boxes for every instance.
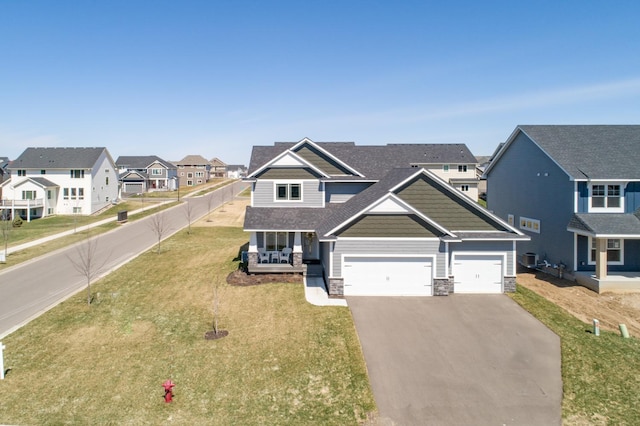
[590,183,622,212]
[458,165,467,173]
[22,190,36,200]
[276,183,301,201]
[507,214,514,226]
[195,171,204,178]
[589,238,623,265]
[460,185,469,192]
[264,232,288,251]
[519,216,540,233]
[151,168,162,175]
[70,169,84,179]
[443,164,450,172]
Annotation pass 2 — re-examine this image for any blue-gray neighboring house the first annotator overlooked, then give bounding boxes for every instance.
[243,138,528,297]
[484,125,640,293]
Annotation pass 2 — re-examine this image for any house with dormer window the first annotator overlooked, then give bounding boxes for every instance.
[484,125,640,292]
[0,147,118,221]
[243,138,528,297]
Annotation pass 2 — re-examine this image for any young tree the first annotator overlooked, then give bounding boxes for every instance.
[68,237,108,305]
[183,200,194,234]
[205,277,228,339]
[149,212,170,254]
[206,193,214,222]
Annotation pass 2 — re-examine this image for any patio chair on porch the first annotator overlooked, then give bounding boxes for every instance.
[258,249,270,264]
[279,247,292,264]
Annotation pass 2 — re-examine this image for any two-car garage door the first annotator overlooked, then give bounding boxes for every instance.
[343,256,433,296]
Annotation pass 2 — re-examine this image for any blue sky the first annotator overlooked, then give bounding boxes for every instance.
[1,1,639,165]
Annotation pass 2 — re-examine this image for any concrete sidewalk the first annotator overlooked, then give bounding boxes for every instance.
[5,201,172,256]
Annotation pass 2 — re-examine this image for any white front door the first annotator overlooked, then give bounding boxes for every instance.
[343,256,433,296]
[453,254,503,293]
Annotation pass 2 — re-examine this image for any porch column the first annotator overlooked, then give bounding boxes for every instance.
[247,232,258,269]
[26,200,31,222]
[595,237,607,280]
[293,232,303,268]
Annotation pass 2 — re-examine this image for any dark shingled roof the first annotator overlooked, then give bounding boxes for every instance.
[243,206,339,231]
[116,155,175,170]
[315,168,420,238]
[517,125,640,180]
[568,213,640,236]
[248,141,477,180]
[10,147,108,169]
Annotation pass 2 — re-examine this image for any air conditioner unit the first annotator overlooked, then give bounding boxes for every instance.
[521,252,538,268]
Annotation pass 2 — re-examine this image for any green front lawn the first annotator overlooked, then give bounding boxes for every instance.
[0,226,375,425]
[510,285,640,424]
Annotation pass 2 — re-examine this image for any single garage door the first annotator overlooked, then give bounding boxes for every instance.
[453,254,503,293]
[343,256,432,296]
[124,183,144,194]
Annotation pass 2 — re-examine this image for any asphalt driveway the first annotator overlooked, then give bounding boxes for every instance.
[348,295,562,426]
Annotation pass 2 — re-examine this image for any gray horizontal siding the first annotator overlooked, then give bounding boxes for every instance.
[449,241,514,275]
[332,239,445,277]
[325,182,371,203]
[252,180,324,207]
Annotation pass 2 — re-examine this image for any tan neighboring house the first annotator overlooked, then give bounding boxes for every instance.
[209,157,227,178]
[175,155,210,187]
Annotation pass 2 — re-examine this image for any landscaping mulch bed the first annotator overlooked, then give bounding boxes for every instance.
[226,268,303,286]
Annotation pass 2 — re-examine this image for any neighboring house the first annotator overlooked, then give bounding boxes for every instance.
[243,138,528,297]
[0,157,10,199]
[484,125,640,293]
[175,155,210,187]
[116,155,178,195]
[0,147,118,221]
[209,157,227,178]
[225,164,247,179]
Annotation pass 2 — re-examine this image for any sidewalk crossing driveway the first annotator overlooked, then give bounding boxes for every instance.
[348,295,562,426]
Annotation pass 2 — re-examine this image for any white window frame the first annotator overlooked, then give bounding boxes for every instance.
[519,216,540,233]
[151,168,163,175]
[458,165,467,173]
[507,214,514,226]
[589,182,623,213]
[195,171,204,178]
[263,232,289,251]
[274,181,302,202]
[460,185,469,192]
[588,237,623,265]
[443,164,450,172]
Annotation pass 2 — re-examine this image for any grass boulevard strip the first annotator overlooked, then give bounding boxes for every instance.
[0,198,638,424]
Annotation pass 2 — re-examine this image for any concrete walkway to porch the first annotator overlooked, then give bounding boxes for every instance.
[304,275,347,307]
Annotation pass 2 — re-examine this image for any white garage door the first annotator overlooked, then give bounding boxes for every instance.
[453,254,503,294]
[124,183,144,193]
[343,256,432,296]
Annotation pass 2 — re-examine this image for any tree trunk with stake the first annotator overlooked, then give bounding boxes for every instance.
[149,212,170,254]
[183,200,194,234]
[67,237,109,305]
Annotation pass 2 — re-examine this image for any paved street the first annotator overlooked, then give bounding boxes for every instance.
[348,295,562,426]
[0,182,247,338]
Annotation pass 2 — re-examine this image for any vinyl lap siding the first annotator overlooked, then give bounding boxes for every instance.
[252,180,324,207]
[332,239,445,277]
[325,182,371,203]
[337,214,439,238]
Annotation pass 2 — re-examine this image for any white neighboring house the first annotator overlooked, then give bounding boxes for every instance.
[0,147,118,221]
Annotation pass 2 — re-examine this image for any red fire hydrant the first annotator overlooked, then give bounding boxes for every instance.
[162,379,175,403]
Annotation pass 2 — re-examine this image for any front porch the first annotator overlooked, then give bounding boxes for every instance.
[574,271,640,293]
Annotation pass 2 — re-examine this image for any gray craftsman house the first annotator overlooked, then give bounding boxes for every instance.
[243,138,528,297]
[484,125,640,292]
[116,155,178,195]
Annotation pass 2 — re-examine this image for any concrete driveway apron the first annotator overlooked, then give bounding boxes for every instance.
[348,295,562,426]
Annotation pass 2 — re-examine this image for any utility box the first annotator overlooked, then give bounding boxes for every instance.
[117,210,128,223]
